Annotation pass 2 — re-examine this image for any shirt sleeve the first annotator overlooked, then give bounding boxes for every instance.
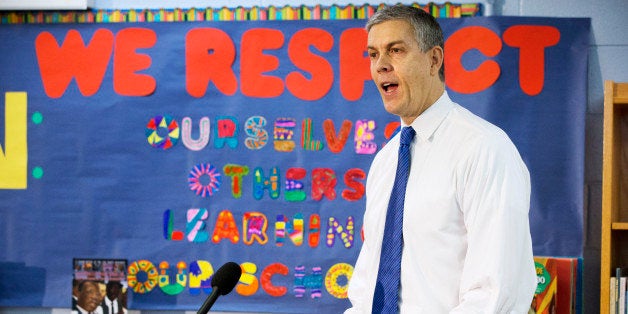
[450,134,536,313]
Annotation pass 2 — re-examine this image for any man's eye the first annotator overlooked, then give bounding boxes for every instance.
[369,52,378,58]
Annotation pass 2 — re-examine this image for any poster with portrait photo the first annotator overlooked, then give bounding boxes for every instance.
[73,258,128,314]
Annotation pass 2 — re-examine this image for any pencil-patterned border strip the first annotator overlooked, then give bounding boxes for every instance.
[0,2,481,24]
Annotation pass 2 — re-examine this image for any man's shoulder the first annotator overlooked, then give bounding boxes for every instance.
[447,104,512,144]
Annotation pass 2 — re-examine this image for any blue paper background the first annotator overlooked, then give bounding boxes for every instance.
[0,17,589,312]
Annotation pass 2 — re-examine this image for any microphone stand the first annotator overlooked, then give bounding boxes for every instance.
[197,286,221,314]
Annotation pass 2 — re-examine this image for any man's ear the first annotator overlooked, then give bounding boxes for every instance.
[429,46,444,77]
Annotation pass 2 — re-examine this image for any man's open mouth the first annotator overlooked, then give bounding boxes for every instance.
[382,82,399,92]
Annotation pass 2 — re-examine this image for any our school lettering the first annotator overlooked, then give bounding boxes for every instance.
[34,24,560,99]
[127,259,354,299]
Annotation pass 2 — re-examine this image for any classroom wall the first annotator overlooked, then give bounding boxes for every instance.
[1,0,626,313]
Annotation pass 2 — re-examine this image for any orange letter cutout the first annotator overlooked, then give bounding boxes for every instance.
[240,28,285,98]
[286,28,334,101]
[35,29,114,98]
[503,25,560,96]
[339,28,370,101]
[186,28,238,97]
[261,263,289,297]
[114,28,156,96]
[445,26,502,94]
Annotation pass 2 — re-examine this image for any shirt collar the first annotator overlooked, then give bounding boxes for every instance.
[402,90,454,142]
[75,305,90,314]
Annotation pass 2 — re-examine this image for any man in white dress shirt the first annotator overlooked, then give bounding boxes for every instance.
[345,5,537,313]
[101,281,127,314]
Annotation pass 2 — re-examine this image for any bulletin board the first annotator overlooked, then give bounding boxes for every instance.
[0,15,589,312]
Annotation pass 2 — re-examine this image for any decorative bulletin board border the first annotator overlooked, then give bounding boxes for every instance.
[0,2,481,24]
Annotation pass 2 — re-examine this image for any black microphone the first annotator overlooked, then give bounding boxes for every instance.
[197,261,242,314]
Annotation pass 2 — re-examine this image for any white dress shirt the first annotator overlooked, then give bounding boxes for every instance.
[72,305,103,314]
[104,297,127,314]
[346,91,536,313]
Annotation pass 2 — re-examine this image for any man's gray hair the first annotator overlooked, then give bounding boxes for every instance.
[366,5,445,81]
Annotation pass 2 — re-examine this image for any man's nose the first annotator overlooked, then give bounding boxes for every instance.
[375,54,393,73]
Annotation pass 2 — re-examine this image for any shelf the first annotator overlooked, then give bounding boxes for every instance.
[612,222,628,230]
[601,80,628,314]
[614,83,628,104]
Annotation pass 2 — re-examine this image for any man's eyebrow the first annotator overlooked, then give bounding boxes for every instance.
[367,40,406,50]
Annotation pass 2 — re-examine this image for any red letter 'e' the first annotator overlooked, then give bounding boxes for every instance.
[240,28,285,98]
[114,28,157,96]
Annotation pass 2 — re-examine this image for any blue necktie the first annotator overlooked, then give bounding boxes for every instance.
[372,126,415,314]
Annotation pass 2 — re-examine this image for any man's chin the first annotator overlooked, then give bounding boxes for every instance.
[382,102,400,116]
[85,303,99,311]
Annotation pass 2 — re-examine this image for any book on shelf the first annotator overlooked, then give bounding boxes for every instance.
[531,256,580,314]
[620,276,626,314]
[532,257,557,314]
[554,257,579,314]
[611,277,617,314]
[611,267,628,314]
